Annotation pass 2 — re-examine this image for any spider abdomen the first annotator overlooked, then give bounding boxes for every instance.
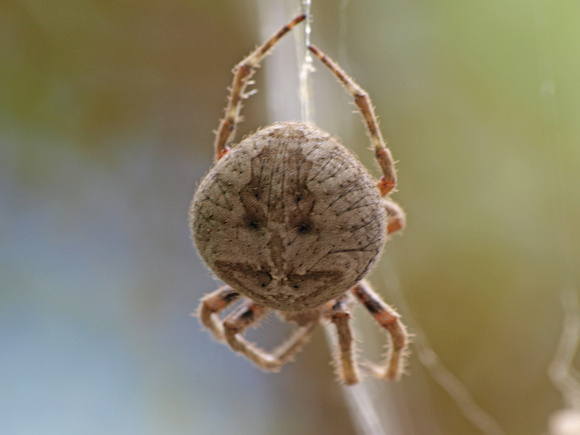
[190,122,387,311]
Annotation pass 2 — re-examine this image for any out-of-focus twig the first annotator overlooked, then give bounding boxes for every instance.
[547,289,580,435]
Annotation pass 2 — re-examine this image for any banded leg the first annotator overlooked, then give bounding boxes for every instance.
[223,300,318,371]
[197,286,241,341]
[308,45,397,196]
[352,280,408,380]
[325,297,361,385]
[214,14,306,161]
[384,198,406,234]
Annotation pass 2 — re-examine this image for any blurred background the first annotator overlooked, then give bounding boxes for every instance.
[2,0,579,434]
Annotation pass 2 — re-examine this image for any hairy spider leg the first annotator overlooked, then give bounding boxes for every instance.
[213,14,307,161]
[223,300,318,371]
[198,294,318,371]
[308,45,397,197]
[352,280,408,381]
[325,296,361,385]
[384,198,406,234]
[198,286,241,341]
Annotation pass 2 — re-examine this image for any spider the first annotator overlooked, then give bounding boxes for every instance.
[190,14,408,385]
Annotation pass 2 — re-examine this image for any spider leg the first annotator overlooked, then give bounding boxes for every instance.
[384,197,406,235]
[271,322,318,364]
[197,286,241,341]
[222,300,318,371]
[213,14,306,161]
[308,45,397,197]
[325,296,361,385]
[352,280,408,381]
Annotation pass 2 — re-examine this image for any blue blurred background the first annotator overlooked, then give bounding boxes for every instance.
[2,0,580,434]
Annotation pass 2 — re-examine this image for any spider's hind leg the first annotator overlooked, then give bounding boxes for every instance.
[384,198,406,235]
[308,45,397,197]
[213,14,306,161]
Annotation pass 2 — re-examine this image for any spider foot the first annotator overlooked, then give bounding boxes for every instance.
[352,280,409,381]
[363,346,407,381]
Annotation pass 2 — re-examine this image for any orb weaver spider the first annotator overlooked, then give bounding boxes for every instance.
[190,14,408,384]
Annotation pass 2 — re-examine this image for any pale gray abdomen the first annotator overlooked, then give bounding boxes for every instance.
[190,122,386,311]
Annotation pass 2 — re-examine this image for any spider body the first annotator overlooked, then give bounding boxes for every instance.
[191,122,386,311]
[191,14,409,384]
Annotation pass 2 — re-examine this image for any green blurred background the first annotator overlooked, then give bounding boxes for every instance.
[2,0,579,434]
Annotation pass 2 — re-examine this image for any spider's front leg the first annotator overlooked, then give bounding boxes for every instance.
[198,290,318,372]
[222,300,278,369]
[325,296,361,385]
[223,301,319,371]
[198,286,241,342]
[352,280,408,381]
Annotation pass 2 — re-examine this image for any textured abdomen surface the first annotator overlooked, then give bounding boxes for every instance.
[190,122,387,311]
